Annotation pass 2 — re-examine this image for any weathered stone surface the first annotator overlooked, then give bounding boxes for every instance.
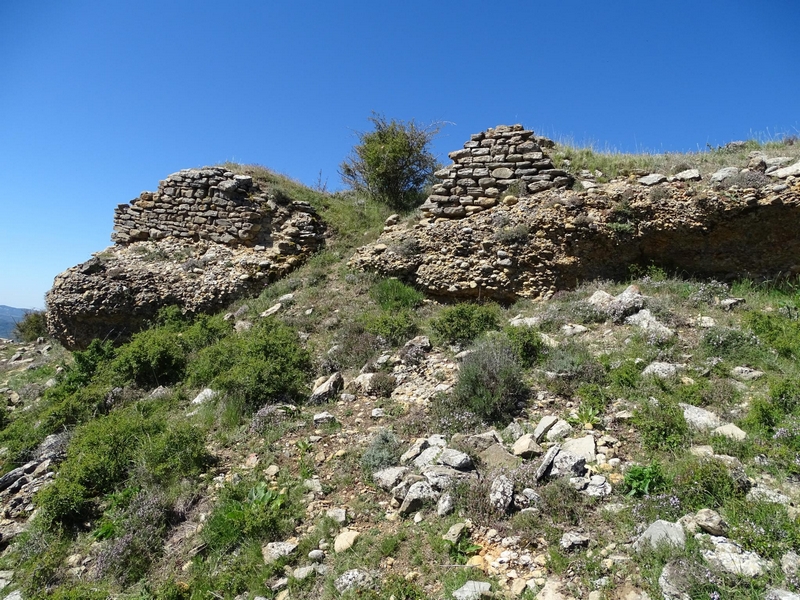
[350,149,800,303]
[680,403,723,431]
[512,433,543,458]
[262,540,298,564]
[48,167,325,350]
[399,481,437,515]
[453,580,491,600]
[334,529,360,552]
[334,569,372,593]
[702,536,773,577]
[713,423,747,441]
[309,372,343,404]
[372,467,408,491]
[771,160,800,179]
[674,168,701,181]
[561,435,596,463]
[439,448,473,470]
[634,520,686,552]
[490,474,514,512]
[638,174,667,186]
[695,508,728,536]
[479,443,522,471]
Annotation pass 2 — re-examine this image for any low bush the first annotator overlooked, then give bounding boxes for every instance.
[503,326,544,367]
[202,480,300,552]
[671,457,742,511]
[13,310,48,342]
[746,311,800,359]
[452,334,527,426]
[430,303,500,346]
[94,489,171,584]
[361,430,402,476]
[363,310,418,346]
[541,341,606,396]
[370,278,424,311]
[110,326,188,388]
[189,318,311,410]
[633,397,688,453]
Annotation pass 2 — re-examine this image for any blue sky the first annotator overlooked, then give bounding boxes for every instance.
[1,0,798,309]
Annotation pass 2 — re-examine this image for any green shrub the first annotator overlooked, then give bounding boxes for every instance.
[503,326,544,367]
[609,360,643,389]
[363,310,418,346]
[111,326,188,388]
[672,458,742,511]
[340,112,439,210]
[541,341,606,396]
[13,310,48,342]
[725,500,800,561]
[745,311,800,358]
[139,420,210,483]
[202,480,300,552]
[431,303,500,346]
[452,334,527,426]
[361,430,402,476]
[623,462,666,496]
[700,326,759,360]
[633,397,688,452]
[61,339,115,391]
[370,278,424,311]
[189,318,311,410]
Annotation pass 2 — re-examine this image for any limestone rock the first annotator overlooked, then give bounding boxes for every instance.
[634,520,685,552]
[561,435,596,463]
[334,569,372,593]
[512,434,543,458]
[702,536,773,577]
[399,481,438,515]
[712,423,746,441]
[490,474,514,512]
[771,160,800,179]
[334,529,360,553]
[638,174,667,186]
[695,508,728,536]
[309,372,343,404]
[680,403,723,431]
[453,580,491,600]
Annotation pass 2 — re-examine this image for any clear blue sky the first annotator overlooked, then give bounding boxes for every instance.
[1,0,798,309]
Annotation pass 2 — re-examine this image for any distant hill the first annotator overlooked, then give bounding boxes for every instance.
[0,305,29,340]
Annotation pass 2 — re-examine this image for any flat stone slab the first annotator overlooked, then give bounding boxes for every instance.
[634,520,686,552]
[713,423,747,441]
[453,580,491,600]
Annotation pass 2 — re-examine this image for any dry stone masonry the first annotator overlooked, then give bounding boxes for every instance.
[419,124,572,219]
[113,166,320,249]
[352,125,800,301]
[47,166,326,350]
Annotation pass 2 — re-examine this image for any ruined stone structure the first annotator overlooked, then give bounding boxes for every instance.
[112,167,320,250]
[47,167,326,350]
[419,124,572,219]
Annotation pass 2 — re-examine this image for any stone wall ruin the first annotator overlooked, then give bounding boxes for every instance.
[419,124,573,219]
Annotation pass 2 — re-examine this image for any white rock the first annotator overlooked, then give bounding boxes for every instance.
[453,580,491,600]
[191,388,216,405]
[730,366,764,381]
[260,303,282,317]
[545,419,573,442]
[712,423,746,441]
[533,415,559,442]
[642,361,684,378]
[334,529,360,553]
[634,520,685,552]
[680,403,723,431]
[770,160,800,179]
[673,169,701,181]
[639,173,667,186]
[561,435,596,463]
[702,536,773,577]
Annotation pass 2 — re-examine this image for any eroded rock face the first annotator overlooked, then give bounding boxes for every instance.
[351,128,800,301]
[47,167,325,349]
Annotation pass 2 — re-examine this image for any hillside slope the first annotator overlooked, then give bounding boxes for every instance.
[2,136,800,600]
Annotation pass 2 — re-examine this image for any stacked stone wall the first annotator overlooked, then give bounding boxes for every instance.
[420,124,573,219]
[112,167,322,251]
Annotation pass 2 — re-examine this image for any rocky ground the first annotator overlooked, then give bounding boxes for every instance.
[2,269,800,600]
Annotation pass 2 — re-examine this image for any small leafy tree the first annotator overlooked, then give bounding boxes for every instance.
[13,310,48,341]
[340,112,439,210]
